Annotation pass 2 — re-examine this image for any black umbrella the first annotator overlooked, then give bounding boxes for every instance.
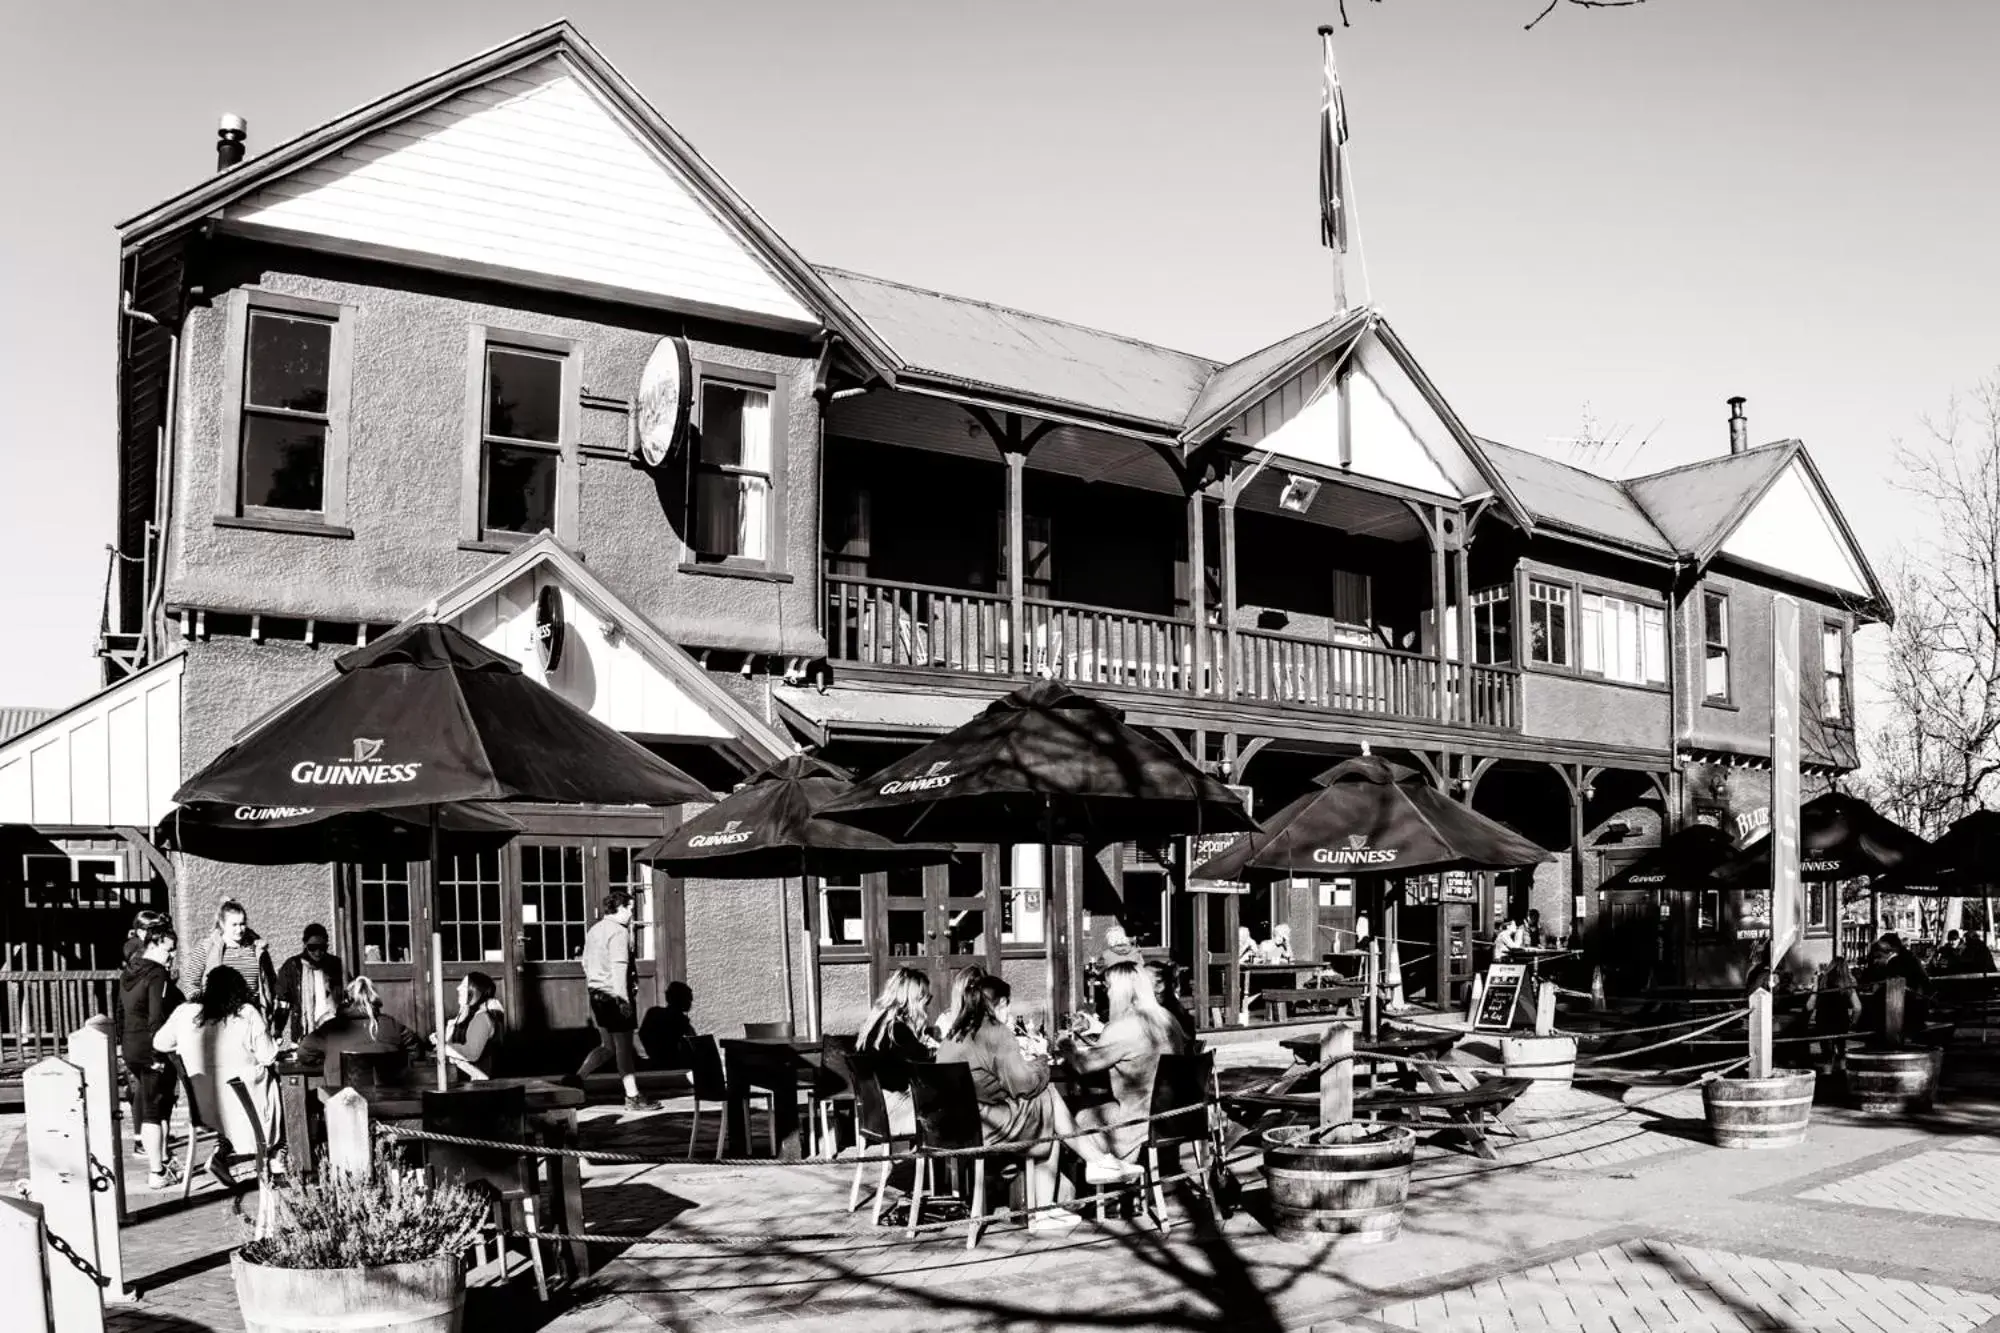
[1880,809,2000,896]
[173,622,711,810]
[1191,756,1551,881]
[1595,824,1738,893]
[815,679,1255,845]
[157,801,523,868]
[637,755,951,878]
[1707,792,1929,888]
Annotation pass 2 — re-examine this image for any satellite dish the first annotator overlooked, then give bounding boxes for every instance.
[634,336,692,469]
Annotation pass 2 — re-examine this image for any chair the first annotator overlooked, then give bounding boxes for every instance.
[906,1062,1036,1250]
[422,1086,550,1301]
[1137,1051,1225,1230]
[338,1047,410,1090]
[843,1049,915,1225]
[812,1034,860,1158]
[688,1034,787,1159]
[224,1077,278,1237]
[743,1021,795,1040]
[170,1056,271,1204]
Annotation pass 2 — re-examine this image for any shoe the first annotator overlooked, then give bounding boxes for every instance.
[1027,1206,1084,1234]
[145,1162,182,1191]
[207,1153,236,1190]
[623,1096,662,1113]
[1083,1160,1143,1185]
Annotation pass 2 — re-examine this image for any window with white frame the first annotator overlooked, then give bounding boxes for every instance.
[481,344,565,538]
[239,309,334,514]
[999,844,1046,946]
[1527,580,1571,667]
[691,381,774,563]
[1471,586,1512,665]
[1703,590,1731,702]
[817,870,866,948]
[1578,591,1666,686]
[1822,622,1849,722]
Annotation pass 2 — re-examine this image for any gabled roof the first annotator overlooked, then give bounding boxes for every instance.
[118,20,899,371]
[1480,439,1673,558]
[1623,442,1797,562]
[817,268,1218,430]
[0,708,57,745]
[1180,309,1373,441]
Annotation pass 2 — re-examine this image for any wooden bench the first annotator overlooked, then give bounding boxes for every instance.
[1227,1075,1530,1161]
[1247,986,1365,1021]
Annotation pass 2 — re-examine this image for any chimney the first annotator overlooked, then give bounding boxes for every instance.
[216,114,247,172]
[1726,396,1748,455]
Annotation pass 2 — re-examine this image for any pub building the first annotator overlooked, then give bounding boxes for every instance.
[0,23,1889,1062]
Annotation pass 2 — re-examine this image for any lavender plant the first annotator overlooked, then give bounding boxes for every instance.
[239,1146,489,1269]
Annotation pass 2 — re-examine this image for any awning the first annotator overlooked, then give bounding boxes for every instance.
[772,684,991,745]
[0,653,184,828]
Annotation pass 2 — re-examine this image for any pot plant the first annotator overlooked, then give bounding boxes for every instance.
[232,1146,490,1333]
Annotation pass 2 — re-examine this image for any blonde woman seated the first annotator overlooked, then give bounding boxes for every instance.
[938,975,1132,1234]
[857,966,937,1135]
[296,976,422,1086]
[933,963,987,1041]
[1065,960,1188,1162]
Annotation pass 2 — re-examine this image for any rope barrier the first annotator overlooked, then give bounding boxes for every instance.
[1551,1010,1755,1041]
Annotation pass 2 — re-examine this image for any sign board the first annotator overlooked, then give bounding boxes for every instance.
[1769,596,1802,963]
[1473,963,1527,1031]
[1737,888,1772,940]
[534,585,566,674]
[1186,783,1254,894]
[633,335,693,469]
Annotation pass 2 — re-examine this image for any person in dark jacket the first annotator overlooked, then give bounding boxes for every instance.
[858,966,937,1135]
[297,976,421,1086]
[276,923,346,1044]
[119,923,183,1189]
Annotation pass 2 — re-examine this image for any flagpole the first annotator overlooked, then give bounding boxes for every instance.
[1318,24,1349,314]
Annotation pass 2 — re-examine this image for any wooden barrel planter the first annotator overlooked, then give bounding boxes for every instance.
[1262,1123,1416,1246]
[1500,1035,1577,1086]
[232,1253,466,1333]
[1703,1069,1815,1150]
[1846,1047,1943,1115]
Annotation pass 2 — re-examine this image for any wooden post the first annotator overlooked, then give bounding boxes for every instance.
[1590,966,1607,1012]
[432,932,449,1092]
[1382,890,1406,1012]
[1534,981,1557,1037]
[1004,448,1026,676]
[25,1059,104,1333]
[1748,988,1773,1080]
[1318,1024,1355,1128]
[0,1196,53,1333]
[323,1088,372,1183]
[1188,485,1208,695]
[63,1019,125,1301]
[1364,936,1381,1039]
[1220,490,1239,699]
[1466,971,1485,1024]
[1454,538,1475,722]
[1883,976,1907,1047]
[1428,507,1449,722]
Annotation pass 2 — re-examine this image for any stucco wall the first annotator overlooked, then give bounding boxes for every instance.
[173,637,342,993]
[169,249,824,657]
[819,961,874,1036]
[1680,572,1857,768]
[1514,556,1673,756]
[681,876,805,1037]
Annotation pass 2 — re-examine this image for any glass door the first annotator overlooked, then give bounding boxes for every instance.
[874,852,995,1003]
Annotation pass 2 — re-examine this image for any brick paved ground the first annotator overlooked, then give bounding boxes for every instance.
[8,1039,1999,1331]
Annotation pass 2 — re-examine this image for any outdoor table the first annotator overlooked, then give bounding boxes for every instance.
[329,1072,591,1278]
[1278,1028,1459,1093]
[722,1037,823,1160]
[1240,962,1360,1021]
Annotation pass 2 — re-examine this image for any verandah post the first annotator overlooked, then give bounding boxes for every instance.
[1748,987,1773,1080]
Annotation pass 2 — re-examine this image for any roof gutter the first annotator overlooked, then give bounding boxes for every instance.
[891,374,1184,446]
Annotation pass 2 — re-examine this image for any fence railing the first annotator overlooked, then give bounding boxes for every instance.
[1,971,119,1072]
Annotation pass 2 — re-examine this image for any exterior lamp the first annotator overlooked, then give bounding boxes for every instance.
[1278,474,1322,514]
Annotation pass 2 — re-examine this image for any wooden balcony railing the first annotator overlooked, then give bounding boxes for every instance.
[825,572,1521,731]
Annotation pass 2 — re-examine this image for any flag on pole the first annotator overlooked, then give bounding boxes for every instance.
[1318,24,1349,254]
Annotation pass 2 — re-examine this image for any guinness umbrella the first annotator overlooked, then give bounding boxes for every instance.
[1595,824,1737,894]
[1880,809,2000,896]
[1707,792,1928,888]
[816,679,1255,845]
[158,801,522,867]
[1192,756,1551,881]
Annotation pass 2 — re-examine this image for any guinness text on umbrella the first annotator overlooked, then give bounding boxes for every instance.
[289,738,424,786]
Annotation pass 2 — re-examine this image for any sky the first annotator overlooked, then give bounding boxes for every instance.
[1,0,1994,709]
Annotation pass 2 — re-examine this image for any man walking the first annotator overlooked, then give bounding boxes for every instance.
[576,888,659,1111]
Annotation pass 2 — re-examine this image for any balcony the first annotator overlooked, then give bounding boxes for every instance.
[825,572,1521,730]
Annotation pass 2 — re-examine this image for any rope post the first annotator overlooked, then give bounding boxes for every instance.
[1364,938,1380,1039]
[1533,981,1557,1037]
[1590,966,1607,1012]
[1882,976,1907,1048]
[63,1019,126,1301]
[1747,988,1773,1080]
[1465,971,1485,1024]
[324,1088,372,1184]
[0,1196,53,1333]
[1318,1024,1355,1128]
[24,1058,104,1333]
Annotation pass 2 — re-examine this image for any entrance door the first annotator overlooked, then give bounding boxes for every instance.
[1595,888,1660,995]
[874,853,994,1002]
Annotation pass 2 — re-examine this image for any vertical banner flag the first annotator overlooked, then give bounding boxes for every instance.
[1770,595,1802,966]
[1318,24,1349,253]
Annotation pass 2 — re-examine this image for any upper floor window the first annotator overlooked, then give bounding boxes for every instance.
[1471,586,1512,665]
[482,345,564,537]
[219,291,352,530]
[1703,590,1732,702]
[1822,622,1849,722]
[1579,591,1666,686]
[691,380,774,563]
[1527,580,1571,667]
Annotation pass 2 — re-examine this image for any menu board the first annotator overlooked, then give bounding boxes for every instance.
[1737,889,1772,940]
[1186,831,1250,894]
[1474,963,1527,1032]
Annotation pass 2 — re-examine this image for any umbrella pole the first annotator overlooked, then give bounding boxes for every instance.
[431,808,447,1092]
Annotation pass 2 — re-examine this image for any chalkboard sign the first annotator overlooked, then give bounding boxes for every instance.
[1473,963,1527,1032]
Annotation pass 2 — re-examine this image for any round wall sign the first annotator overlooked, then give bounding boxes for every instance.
[634,335,692,469]
[534,585,566,674]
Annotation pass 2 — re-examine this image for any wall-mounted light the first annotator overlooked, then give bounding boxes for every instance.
[1278,474,1322,514]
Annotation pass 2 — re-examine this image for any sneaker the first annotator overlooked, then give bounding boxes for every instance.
[145,1163,182,1191]
[1083,1160,1143,1186]
[623,1095,662,1113]
[1027,1206,1084,1234]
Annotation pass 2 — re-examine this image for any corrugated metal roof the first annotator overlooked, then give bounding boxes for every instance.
[817,268,1219,428]
[772,684,990,738]
[0,707,56,744]
[1623,443,1796,558]
[1182,311,1365,435]
[1479,439,1672,554]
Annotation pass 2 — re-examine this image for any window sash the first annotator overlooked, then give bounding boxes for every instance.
[1528,581,1571,666]
[691,383,774,561]
[239,312,334,515]
[1823,624,1848,720]
[1573,589,1666,686]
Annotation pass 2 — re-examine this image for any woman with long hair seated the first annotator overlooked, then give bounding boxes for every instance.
[934,963,987,1041]
[152,966,281,1186]
[296,976,422,1086]
[938,975,1130,1233]
[1067,960,1188,1162]
[858,966,936,1135]
[438,971,507,1081]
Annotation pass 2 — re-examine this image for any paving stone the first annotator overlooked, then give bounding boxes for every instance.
[1798,1149,2000,1223]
